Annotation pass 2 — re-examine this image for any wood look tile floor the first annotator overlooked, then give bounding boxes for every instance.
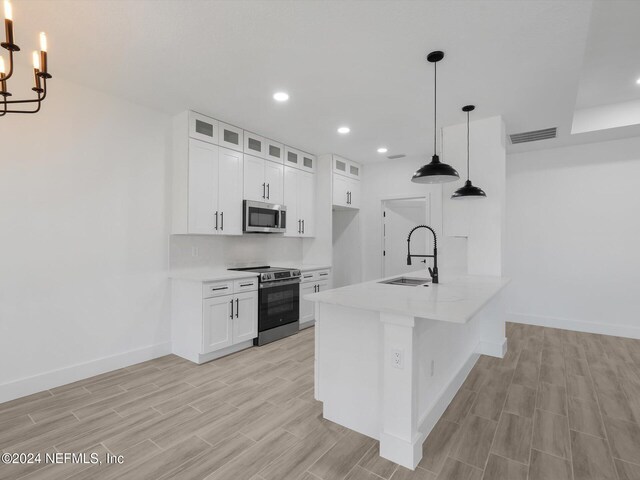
[2,323,640,480]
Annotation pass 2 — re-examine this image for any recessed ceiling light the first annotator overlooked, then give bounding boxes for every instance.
[337,126,350,134]
[377,147,388,153]
[273,92,289,102]
[636,77,640,85]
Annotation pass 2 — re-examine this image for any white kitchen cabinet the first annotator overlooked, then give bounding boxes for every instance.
[217,147,244,235]
[299,268,332,327]
[285,146,316,173]
[300,282,316,324]
[244,154,284,204]
[265,139,284,163]
[298,170,315,237]
[264,161,284,204]
[232,291,258,344]
[186,139,243,235]
[244,131,266,158]
[285,146,302,169]
[189,111,218,144]
[188,139,219,233]
[218,122,244,152]
[333,170,360,209]
[333,173,360,209]
[300,152,317,173]
[172,275,259,364]
[333,155,361,180]
[203,295,234,353]
[283,166,315,237]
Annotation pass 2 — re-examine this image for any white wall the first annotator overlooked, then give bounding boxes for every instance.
[332,210,362,288]
[506,136,640,338]
[360,116,505,282]
[442,116,506,276]
[0,72,171,402]
[360,157,445,281]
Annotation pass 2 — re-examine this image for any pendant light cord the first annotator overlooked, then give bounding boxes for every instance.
[433,61,437,156]
[466,110,470,180]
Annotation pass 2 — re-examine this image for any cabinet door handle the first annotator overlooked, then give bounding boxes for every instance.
[235,298,239,318]
[230,298,234,319]
[220,211,224,231]
[267,183,270,199]
[240,282,253,287]
[262,183,266,199]
[210,286,229,291]
[215,211,219,230]
[302,219,305,234]
[298,219,301,234]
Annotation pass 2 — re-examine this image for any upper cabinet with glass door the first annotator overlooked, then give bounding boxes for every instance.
[218,122,244,152]
[189,111,219,145]
[333,155,361,180]
[285,146,316,173]
[265,139,284,164]
[243,131,266,158]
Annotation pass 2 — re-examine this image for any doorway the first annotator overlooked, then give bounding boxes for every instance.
[382,197,430,277]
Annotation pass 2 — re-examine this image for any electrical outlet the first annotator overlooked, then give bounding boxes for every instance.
[191,247,199,257]
[430,359,435,377]
[391,348,404,369]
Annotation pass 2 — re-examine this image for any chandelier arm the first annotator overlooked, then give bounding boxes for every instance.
[3,78,47,105]
[2,98,42,114]
[0,49,16,81]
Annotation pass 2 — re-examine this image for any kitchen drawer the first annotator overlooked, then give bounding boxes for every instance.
[233,277,258,292]
[203,280,234,299]
[317,269,331,279]
[301,271,316,283]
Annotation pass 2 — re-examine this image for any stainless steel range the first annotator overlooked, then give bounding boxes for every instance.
[228,266,301,346]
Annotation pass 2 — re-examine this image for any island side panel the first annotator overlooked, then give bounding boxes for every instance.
[316,302,382,439]
[414,316,481,440]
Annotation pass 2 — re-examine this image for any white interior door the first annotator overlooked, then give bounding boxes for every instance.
[383,198,430,277]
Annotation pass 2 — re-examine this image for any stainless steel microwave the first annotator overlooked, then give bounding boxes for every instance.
[243,200,286,233]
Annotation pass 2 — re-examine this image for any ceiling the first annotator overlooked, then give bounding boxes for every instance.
[10,0,640,162]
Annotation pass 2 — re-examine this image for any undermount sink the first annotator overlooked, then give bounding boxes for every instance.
[379,277,431,287]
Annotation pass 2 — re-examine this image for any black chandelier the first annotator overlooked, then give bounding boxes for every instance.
[1,0,52,116]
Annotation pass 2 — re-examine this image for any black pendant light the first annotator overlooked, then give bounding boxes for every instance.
[412,51,459,184]
[452,105,486,198]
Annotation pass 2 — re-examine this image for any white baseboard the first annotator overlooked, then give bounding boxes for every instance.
[0,342,171,404]
[509,312,640,340]
[417,351,479,448]
[477,338,508,357]
[300,320,316,330]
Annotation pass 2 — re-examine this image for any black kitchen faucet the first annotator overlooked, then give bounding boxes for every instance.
[406,225,439,284]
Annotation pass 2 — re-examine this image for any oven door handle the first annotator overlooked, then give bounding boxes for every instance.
[259,278,301,289]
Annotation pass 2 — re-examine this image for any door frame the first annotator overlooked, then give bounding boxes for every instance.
[380,194,431,277]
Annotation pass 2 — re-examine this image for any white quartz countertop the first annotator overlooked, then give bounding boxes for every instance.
[170,264,331,282]
[304,270,509,323]
[277,263,332,272]
[169,269,260,282]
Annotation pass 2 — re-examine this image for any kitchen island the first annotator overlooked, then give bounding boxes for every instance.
[304,270,509,469]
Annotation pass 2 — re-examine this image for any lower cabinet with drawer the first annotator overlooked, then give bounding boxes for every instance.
[172,276,258,364]
[299,268,332,328]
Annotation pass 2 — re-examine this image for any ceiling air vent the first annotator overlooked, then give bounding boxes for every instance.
[387,154,406,159]
[509,127,557,144]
